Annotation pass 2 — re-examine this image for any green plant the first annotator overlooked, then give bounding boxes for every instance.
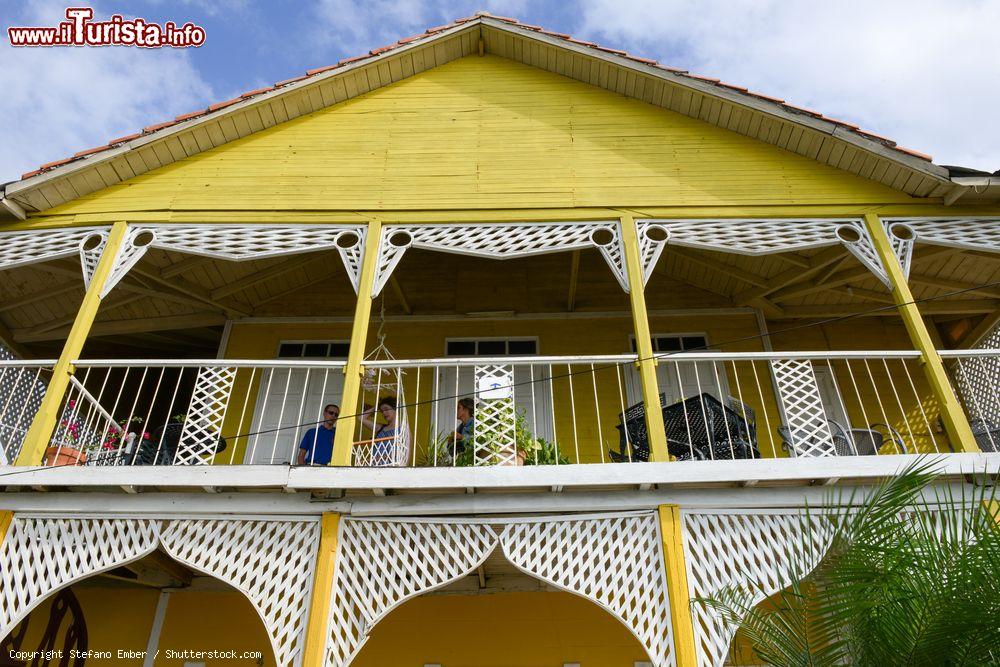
[699,459,1000,667]
[417,408,569,467]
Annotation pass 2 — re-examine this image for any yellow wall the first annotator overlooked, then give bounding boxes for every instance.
[43,55,915,218]
[8,582,274,666]
[354,591,648,666]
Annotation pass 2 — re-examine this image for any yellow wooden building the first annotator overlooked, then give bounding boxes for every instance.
[1,13,999,667]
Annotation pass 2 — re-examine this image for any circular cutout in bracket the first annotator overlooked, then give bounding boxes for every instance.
[643,224,669,243]
[388,231,413,248]
[835,224,862,244]
[80,232,106,252]
[132,230,156,248]
[336,231,361,249]
[590,227,615,247]
[888,222,916,242]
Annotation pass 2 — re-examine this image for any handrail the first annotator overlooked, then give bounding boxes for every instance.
[0,360,57,367]
[71,359,348,369]
[938,349,1000,358]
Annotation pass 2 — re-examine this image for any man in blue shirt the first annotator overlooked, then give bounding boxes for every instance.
[297,404,339,465]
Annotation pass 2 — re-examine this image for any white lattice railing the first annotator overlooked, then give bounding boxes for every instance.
[0,360,54,464]
[940,349,1000,453]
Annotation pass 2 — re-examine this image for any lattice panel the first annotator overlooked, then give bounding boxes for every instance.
[474,364,517,466]
[141,224,368,293]
[325,519,498,666]
[641,218,852,255]
[770,359,836,457]
[371,221,629,296]
[79,231,107,289]
[174,366,236,465]
[895,217,1000,253]
[161,519,320,667]
[0,348,47,465]
[99,227,154,298]
[635,221,670,285]
[0,227,102,272]
[953,327,1000,430]
[682,511,831,667]
[836,220,913,289]
[0,517,159,639]
[500,514,675,667]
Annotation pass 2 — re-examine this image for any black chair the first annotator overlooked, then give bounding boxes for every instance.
[611,393,759,462]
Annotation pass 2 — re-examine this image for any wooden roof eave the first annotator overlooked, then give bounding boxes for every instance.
[2,15,957,216]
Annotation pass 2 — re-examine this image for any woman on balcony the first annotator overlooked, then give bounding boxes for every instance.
[359,396,409,466]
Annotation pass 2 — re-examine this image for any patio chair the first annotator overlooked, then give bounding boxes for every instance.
[777,419,907,457]
[611,393,759,462]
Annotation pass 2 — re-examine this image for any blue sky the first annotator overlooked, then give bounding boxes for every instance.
[3,0,999,183]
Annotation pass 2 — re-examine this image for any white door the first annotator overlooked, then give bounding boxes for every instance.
[627,358,731,406]
[812,365,850,427]
[245,367,345,464]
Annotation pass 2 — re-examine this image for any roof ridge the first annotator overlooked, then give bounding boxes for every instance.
[19,14,932,181]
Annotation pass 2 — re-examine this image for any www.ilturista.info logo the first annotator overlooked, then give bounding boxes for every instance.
[8,7,206,48]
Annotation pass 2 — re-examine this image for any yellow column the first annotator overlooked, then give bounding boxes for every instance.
[862,213,978,453]
[620,214,669,462]
[16,221,129,466]
[332,220,382,466]
[0,511,13,545]
[658,504,698,667]
[302,512,341,667]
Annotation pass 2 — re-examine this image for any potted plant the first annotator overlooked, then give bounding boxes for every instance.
[44,400,89,466]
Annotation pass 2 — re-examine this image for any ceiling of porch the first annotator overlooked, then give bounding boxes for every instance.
[1,240,997,358]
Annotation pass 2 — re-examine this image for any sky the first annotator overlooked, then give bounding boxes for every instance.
[2,0,999,185]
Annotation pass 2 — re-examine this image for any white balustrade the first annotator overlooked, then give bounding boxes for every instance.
[940,348,1000,452]
[0,359,54,464]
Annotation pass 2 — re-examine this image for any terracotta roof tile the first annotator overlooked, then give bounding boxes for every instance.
[207,97,241,112]
[142,120,177,133]
[38,157,75,170]
[19,13,936,179]
[73,146,107,158]
[275,74,308,87]
[107,132,142,145]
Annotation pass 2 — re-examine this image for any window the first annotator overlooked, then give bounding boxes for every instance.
[277,340,350,359]
[630,334,708,353]
[445,338,538,356]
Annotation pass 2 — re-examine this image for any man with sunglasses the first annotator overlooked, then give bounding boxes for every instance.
[297,403,340,465]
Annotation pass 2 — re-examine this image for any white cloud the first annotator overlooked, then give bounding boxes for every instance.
[0,1,214,183]
[577,0,1000,170]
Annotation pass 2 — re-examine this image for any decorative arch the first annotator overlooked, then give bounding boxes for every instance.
[681,510,831,667]
[324,512,676,667]
[0,516,320,667]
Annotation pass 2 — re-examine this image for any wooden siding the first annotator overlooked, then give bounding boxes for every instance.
[42,56,914,218]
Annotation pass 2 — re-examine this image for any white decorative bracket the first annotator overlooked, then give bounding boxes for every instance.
[634,221,670,285]
[370,221,630,297]
[835,220,915,290]
[889,217,1000,253]
[0,227,105,272]
[100,228,156,297]
[640,218,853,256]
[138,224,368,294]
[78,230,109,289]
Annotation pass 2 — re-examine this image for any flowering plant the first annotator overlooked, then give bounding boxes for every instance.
[101,416,151,451]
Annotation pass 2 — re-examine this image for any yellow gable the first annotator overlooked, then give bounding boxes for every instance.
[46,55,913,216]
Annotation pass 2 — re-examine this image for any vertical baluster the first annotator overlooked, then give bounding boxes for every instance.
[900,358,940,453]
[529,364,539,465]
[826,360,858,456]
[692,361,712,460]
[432,365,440,467]
[711,361,735,459]
[412,366,421,467]
[155,368,184,465]
[728,360,754,458]
[567,364,580,464]
[675,361,694,460]
[748,360,774,459]
[230,367,257,464]
[615,362,632,462]
[271,367,294,465]
[882,358,916,452]
[295,368,314,464]
[843,360,875,455]
[548,363,560,465]
[862,359,898,454]
[249,368,274,464]
[590,364,605,464]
